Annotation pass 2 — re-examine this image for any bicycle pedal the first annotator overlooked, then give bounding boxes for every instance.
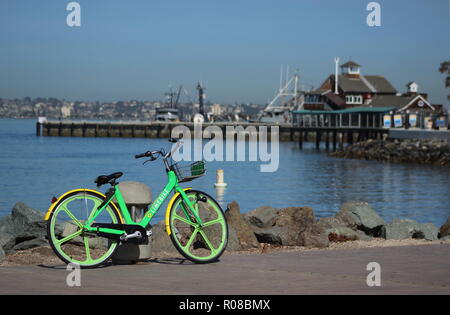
[120,231,142,241]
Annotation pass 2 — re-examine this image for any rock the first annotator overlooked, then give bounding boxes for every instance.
[382,219,418,240]
[243,206,278,228]
[0,232,16,252]
[246,206,329,248]
[149,221,178,256]
[15,221,47,242]
[0,215,15,235]
[225,226,241,252]
[0,247,5,264]
[0,203,45,237]
[11,202,44,227]
[13,237,48,251]
[383,219,438,241]
[335,202,385,237]
[317,217,372,241]
[419,223,439,241]
[251,227,282,245]
[329,139,450,166]
[299,223,330,248]
[0,203,48,252]
[439,218,450,238]
[224,201,259,250]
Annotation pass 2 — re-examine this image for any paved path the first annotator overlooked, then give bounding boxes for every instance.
[0,244,449,294]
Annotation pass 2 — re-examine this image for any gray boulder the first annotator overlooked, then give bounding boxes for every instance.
[251,227,282,245]
[15,221,47,243]
[11,202,44,227]
[317,217,372,242]
[0,232,16,252]
[419,223,439,241]
[382,219,438,241]
[224,201,259,250]
[225,226,241,252]
[439,217,450,238]
[0,247,5,264]
[243,206,278,228]
[149,221,179,256]
[0,203,47,253]
[13,237,48,251]
[335,202,385,237]
[0,203,45,237]
[299,222,330,248]
[0,215,15,235]
[246,206,329,248]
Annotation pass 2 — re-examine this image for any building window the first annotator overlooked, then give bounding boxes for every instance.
[346,95,363,104]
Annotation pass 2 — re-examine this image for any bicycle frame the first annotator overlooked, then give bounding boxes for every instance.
[83,170,203,237]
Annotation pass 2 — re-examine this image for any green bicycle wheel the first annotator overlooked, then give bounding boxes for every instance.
[168,190,228,263]
[47,190,122,268]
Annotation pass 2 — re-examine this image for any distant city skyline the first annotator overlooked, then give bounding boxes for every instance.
[0,0,449,106]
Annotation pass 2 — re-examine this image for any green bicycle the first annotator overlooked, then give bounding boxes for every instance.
[45,138,228,268]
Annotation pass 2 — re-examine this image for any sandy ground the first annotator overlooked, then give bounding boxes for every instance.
[2,238,449,267]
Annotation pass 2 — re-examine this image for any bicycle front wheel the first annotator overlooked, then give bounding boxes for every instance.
[47,190,123,268]
[168,190,228,263]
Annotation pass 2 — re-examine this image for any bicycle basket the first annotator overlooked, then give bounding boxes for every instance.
[173,161,206,183]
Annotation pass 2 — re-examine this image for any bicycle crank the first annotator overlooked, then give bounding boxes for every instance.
[91,223,149,244]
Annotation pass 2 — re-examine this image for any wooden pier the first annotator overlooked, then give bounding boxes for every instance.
[36,119,388,150]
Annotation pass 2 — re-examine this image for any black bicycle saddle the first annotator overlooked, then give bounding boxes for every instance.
[94,172,123,187]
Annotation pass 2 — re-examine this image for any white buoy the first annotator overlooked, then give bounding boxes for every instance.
[214,169,227,188]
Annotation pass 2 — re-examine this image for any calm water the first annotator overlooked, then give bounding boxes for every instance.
[0,119,449,226]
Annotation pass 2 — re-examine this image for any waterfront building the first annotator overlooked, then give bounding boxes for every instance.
[301,61,442,114]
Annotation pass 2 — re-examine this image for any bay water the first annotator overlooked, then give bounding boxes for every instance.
[0,119,449,227]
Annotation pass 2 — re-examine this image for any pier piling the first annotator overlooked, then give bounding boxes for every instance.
[36,120,389,150]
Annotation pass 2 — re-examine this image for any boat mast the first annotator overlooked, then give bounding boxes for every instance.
[197,82,207,121]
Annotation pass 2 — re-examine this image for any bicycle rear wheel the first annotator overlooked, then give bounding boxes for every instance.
[168,190,228,263]
[47,190,123,268]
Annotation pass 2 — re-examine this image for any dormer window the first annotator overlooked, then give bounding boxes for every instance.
[406,82,419,93]
[349,67,359,74]
[341,61,361,75]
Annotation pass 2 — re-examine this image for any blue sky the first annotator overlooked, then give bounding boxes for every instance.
[0,0,449,105]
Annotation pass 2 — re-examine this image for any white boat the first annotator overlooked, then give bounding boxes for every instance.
[259,67,303,124]
[155,108,180,122]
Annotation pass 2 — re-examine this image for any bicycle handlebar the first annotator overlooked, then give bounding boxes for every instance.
[134,152,150,159]
[135,138,182,161]
[134,150,159,159]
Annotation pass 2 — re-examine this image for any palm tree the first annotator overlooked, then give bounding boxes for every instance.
[439,61,450,100]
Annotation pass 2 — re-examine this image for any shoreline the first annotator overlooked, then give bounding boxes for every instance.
[1,201,450,267]
[2,238,450,267]
[329,138,450,166]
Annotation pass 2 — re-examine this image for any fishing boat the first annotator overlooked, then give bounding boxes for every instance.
[259,67,304,124]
